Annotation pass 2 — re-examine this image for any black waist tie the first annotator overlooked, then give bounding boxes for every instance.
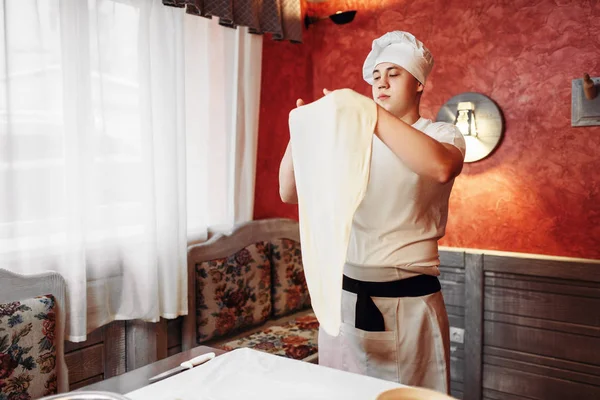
[342,274,442,332]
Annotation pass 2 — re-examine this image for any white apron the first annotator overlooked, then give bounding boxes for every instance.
[318,267,451,393]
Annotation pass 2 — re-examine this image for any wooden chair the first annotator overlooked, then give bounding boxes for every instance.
[0,269,69,398]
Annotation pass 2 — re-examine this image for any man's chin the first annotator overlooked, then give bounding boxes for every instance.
[381,104,397,113]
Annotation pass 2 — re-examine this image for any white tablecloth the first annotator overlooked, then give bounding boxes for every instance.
[126,348,402,400]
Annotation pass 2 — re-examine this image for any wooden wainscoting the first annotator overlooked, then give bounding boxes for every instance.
[64,321,126,389]
[167,317,184,357]
[65,250,600,399]
[439,251,467,399]
[64,317,181,389]
[438,249,600,400]
[480,254,600,400]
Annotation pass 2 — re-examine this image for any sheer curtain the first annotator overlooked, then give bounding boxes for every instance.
[0,0,262,341]
[185,9,262,241]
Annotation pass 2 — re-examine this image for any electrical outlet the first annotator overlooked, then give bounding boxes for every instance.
[450,327,464,344]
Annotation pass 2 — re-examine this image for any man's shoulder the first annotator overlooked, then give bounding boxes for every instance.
[421,120,466,156]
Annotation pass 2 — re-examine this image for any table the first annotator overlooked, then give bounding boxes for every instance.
[78,345,225,395]
[125,347,403,400]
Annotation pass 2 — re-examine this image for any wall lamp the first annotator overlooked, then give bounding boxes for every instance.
[436,92,504,163]
[304,10,357,29]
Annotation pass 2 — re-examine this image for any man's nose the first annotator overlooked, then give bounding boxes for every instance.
[378,76,389,89]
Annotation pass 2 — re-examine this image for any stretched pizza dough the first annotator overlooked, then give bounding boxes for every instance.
[288,89,377,336]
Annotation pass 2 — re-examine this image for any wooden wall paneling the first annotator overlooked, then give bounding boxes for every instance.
[482,254,600,400]
[64,326,105,387]
[65,343,104,384]
[485,285,600,326]
[104,321,126,379]
[125,320,159,372]
[439,250,466,400]
[439,250,466,269]
[484,321,600,366]
[484,346,600,378]
[483,364,600,400]
[483,255,600,283]
[156,318,168,361]
[167,316,183,357]
[64,327,103,353]
[464,253,483,400]
[482,388,543,400]
[483,353,600,387]
[64,321,127,387]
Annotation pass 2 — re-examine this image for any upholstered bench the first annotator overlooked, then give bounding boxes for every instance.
[217,311,319,362]
[182,218,320,363]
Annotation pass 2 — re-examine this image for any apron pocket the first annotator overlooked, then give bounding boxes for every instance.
[341,322,399,382]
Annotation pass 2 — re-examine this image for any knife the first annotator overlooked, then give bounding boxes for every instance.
[149,352,216,383]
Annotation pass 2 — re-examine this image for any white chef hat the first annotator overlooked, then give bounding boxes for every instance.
[362,31,434,86]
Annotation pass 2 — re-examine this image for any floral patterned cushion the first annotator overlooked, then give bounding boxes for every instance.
[218,313,319,361]
[270,239,311,318]
[0,295,58,400]
[196,242,272,343]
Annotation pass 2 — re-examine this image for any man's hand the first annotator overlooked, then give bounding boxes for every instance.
[296,89,333,108]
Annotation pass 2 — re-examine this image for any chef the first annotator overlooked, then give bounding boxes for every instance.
[279,31,465,393]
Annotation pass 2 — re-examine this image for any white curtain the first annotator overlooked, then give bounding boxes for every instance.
[184,8,262,241]
[0,0,262,341]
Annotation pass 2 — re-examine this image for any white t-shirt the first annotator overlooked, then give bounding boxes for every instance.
[345,117,466,281]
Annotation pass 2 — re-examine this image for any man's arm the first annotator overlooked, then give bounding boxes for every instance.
[279,141,298,204]
[374,105,464,183]
[278,98,305,204]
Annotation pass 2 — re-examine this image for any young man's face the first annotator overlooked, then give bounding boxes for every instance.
[371,62,424,118]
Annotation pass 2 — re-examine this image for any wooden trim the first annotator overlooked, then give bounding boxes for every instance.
[482,388,533,400]
[64,326,104,353]
[126,320,158,371]
[187,218,300,262]
[182,245,197,351]
[69,374,104,390]
[103,321,126,378]
[440,250,465,268]
[440,246,600,264]
[156,318,168,361]
[484,254,600,283]
[464,253,483,400]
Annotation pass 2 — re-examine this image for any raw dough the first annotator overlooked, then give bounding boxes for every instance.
[288,89,377,336]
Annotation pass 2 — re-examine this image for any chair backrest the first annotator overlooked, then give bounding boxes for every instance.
[182,218,301,350]
[0,269,69,396]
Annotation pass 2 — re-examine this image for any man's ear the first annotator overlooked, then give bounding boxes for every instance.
[416,81,425,93]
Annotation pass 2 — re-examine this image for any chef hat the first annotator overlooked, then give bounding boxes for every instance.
[362,31,434,86]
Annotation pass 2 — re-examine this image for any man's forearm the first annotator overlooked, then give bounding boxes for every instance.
[278,141,298,204]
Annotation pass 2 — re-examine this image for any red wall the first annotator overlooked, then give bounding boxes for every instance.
[254,0,600,259]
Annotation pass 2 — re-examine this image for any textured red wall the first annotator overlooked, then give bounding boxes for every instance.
[254,0,600,259]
